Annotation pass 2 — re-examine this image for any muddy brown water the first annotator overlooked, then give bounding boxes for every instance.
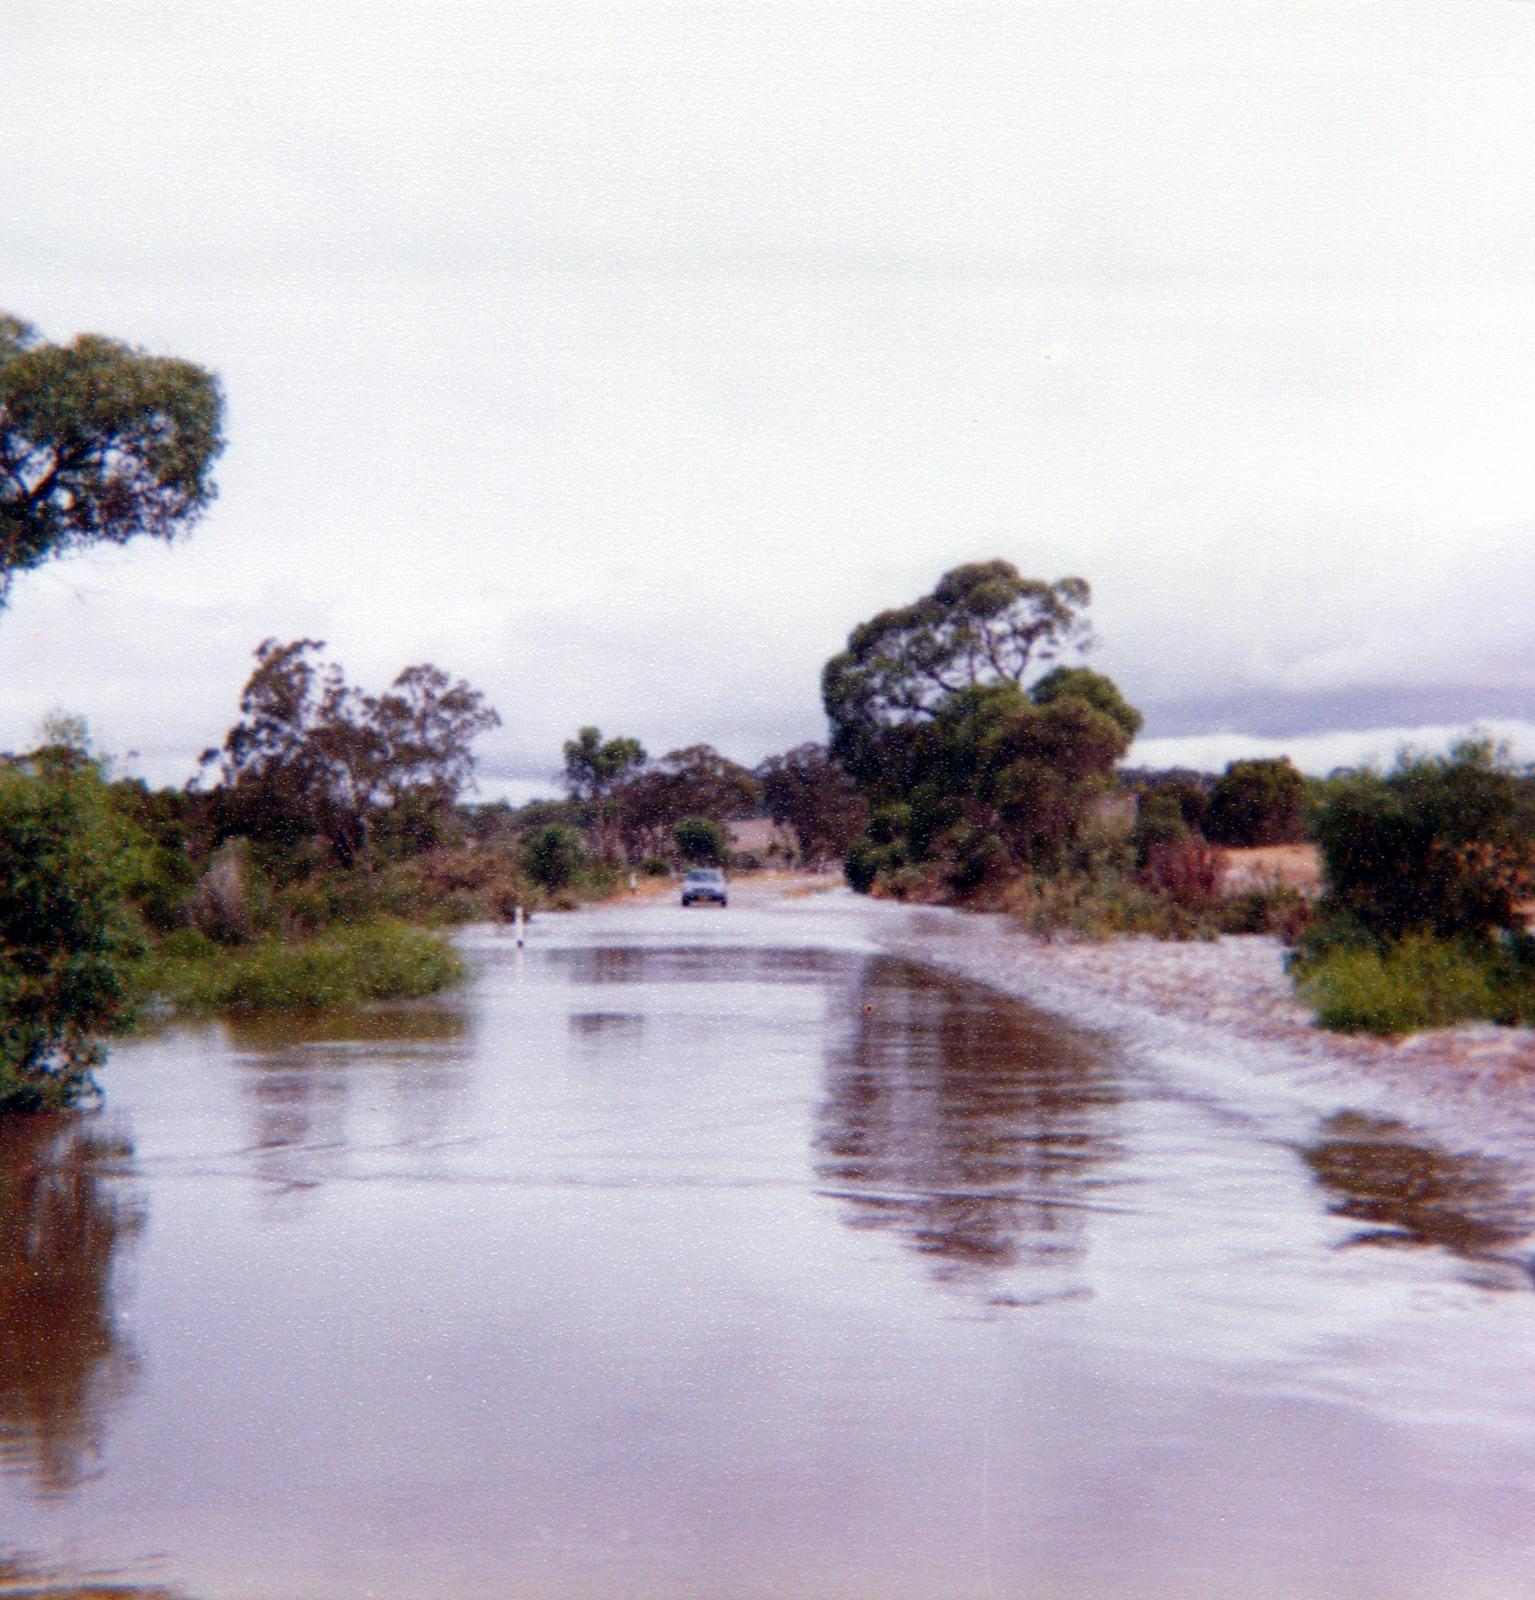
[3,891,1535,1599]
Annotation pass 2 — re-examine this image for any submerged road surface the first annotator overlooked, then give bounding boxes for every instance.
[3,887,1534,1598]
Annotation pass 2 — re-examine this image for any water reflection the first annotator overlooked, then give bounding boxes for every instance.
[552,945,838,985]
[0,1547,186,1598]
[816,957,1124,1302]
[226,1004,472,1199]
[1302,1111,1535,1290]
[0,1116,143,1497]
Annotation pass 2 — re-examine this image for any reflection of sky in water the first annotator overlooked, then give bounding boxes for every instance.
[817,956,1126,1303]
[1302,1111,1535,1292]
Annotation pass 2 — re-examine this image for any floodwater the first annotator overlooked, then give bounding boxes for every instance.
[3,888,1535,1599]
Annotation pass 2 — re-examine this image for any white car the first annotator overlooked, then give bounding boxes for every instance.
[680,868,728,907]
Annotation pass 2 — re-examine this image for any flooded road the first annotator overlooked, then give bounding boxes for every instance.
[3,889,1535,1598]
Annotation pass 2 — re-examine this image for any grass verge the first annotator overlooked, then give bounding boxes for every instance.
[137,919,465,1014]
[1292,933,1535,1036]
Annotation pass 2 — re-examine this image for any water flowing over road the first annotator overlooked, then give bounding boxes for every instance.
[3,886,1534,1598]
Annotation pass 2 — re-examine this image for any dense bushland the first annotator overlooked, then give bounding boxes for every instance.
[1290,741,1535,1034]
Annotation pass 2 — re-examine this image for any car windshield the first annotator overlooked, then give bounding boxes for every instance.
[685,870,723,882]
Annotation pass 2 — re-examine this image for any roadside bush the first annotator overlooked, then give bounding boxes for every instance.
[844,837,904,894]
[1131,789,1190,865]
[0,758,142,1111]
[139,919,464,1013]
[1310,740,1534,944]
[1215,884,1311,939]
[521,823,587,893]
[1204,758,1307,847]
[1003,870,1216,943]
[673,815,728,866]
[1141,838,1221,912]
[1291,934,1535,1036]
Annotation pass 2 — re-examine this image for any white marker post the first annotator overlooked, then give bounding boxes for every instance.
[514,905,525,948]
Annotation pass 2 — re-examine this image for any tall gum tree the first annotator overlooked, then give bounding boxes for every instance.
[0,313,224,603]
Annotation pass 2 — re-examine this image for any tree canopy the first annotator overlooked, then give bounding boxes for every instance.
[822,561,1093,781]
[1203,757,1306,847]
[202,640,500,868]
[1,313,224,603]
[756,743,868,869]
[825,565,1139,897]
[562,726,647,862]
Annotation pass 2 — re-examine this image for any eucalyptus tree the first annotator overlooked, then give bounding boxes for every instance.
[562,726,646,861]
[822,561,1094,787]
[1,312,224,603]
[825,563,1143,895]
[203,640,500,869]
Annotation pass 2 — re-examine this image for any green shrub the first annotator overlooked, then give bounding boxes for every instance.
[1293,930,1535,1035]
[672,815,728,866]
[1,757,143,1111]
[1131,790,1190,864]
[1204,757,1307,847]
[139,919,464,1014]
[1311,741,1534,943]
[520,823,587,893]
[1295,936,1499,1035]
[1215,884,1310,937]
[1004,870,1217,942]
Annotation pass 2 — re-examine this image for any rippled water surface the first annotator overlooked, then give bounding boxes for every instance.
[3,890,1534,1598]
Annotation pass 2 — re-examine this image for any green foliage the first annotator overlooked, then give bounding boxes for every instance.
[520,822,588,892]
[616,743,760,862]
[756,743,868,868]
[1,311,224,603]
[843,839,887,893]
[1204,757,1306,847]
[1293,934,1535,1036]
[834,651,1140,897]
[1132,789,1190,864]
[1004,869,1217,943]
[823,561,1094,787]
[1310,740,1535,944]
[1215,883,1310,938]
[563,726,647,861]
[202,640,499,870]
[138,919,464,1013]
[0,754,142,1111]
[107,778,198,931]
[672,815,728,865]
[1030,666,1143,740]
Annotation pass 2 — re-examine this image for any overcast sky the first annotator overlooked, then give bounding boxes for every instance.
[4,0,1535,799]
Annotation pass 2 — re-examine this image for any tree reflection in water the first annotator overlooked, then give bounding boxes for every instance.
[1302,1111,1535,1291]
[0,1546,185,1598]
[816,957,1125,1303]
[0,1115,143,1497]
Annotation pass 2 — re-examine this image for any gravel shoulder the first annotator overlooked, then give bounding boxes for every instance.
[868,902,1535,1164]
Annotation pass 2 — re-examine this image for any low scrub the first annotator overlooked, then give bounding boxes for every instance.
[138,919,465,1014]
[1000,868,1304,943]
[1292,932,1535,1036]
